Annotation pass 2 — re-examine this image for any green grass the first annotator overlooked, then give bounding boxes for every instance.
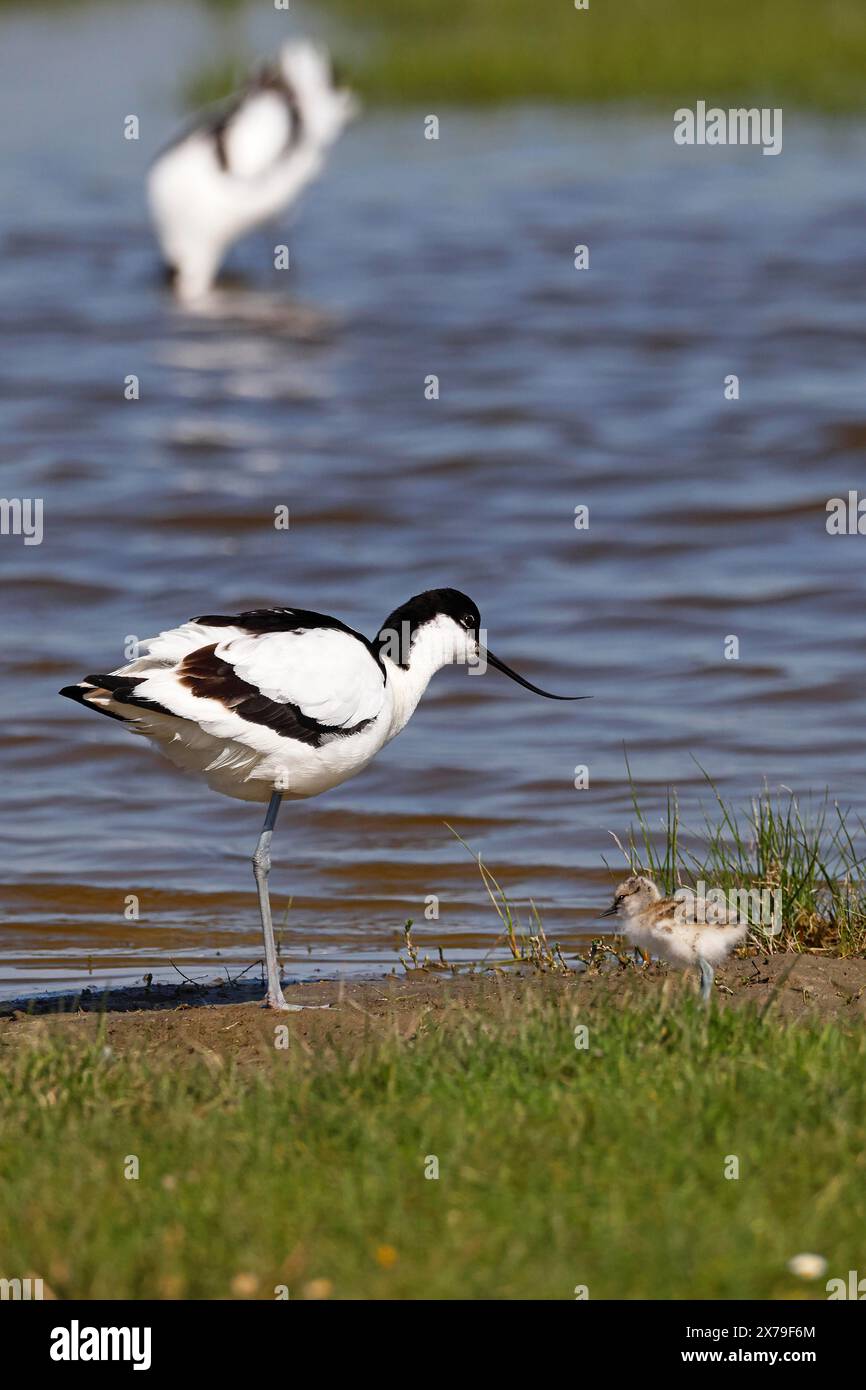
[5,0,866,109]
[1,988,864,1299]
[155,0,866,112]
[614,767,866,956]
[320,0,866,109]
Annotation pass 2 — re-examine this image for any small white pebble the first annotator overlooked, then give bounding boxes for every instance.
[787,1253,827,1280]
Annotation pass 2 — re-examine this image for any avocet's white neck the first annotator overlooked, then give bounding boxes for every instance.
[381,616,473,740]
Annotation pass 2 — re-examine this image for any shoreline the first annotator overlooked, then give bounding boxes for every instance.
[2,952,864,1062]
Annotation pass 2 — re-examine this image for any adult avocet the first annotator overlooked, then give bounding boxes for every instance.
[61,589,583,1010]
[602,875,748,1002]
[149,41,356,302]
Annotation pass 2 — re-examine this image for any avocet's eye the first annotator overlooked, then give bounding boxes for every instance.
[461,613,476,629]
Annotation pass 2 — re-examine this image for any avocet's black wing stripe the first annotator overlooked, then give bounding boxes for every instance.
[59,684,132,724]
[174,643,374,747]
[84,672,142,693]
[61,673,177,722]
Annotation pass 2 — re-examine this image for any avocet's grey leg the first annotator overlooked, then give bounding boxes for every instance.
[698,956,714,1004]
[253,791,300,1012]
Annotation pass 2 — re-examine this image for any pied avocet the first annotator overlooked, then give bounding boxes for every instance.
[61,589,583,1009]
[149,41,356,302]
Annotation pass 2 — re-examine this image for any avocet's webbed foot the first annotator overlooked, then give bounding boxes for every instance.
[262,993,303,1012]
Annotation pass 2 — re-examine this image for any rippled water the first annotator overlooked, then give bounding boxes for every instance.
[3,3,866,999]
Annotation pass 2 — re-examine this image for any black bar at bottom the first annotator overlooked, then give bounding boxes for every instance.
[2,1297,858,1373]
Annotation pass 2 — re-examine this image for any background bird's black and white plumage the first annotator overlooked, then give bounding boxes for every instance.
[61,589,583,1009]
[148,40,356,302]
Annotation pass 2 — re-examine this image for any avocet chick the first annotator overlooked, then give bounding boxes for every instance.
[602,875,748,1002]
[149,41,356,302]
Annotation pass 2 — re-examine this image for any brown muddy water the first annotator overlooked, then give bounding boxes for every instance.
[2,3,866,1001]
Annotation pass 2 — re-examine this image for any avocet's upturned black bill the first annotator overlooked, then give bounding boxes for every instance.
[481,647,586,701]
[60,589,585,1010]
[149,40,356,302]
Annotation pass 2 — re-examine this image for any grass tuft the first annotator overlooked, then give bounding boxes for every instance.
[444,824,573,973]
[611,763,866,956]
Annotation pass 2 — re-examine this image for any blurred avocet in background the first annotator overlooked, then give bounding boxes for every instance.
[148,41,356,302]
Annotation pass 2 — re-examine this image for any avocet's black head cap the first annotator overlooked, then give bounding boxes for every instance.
[376,589,480,657]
